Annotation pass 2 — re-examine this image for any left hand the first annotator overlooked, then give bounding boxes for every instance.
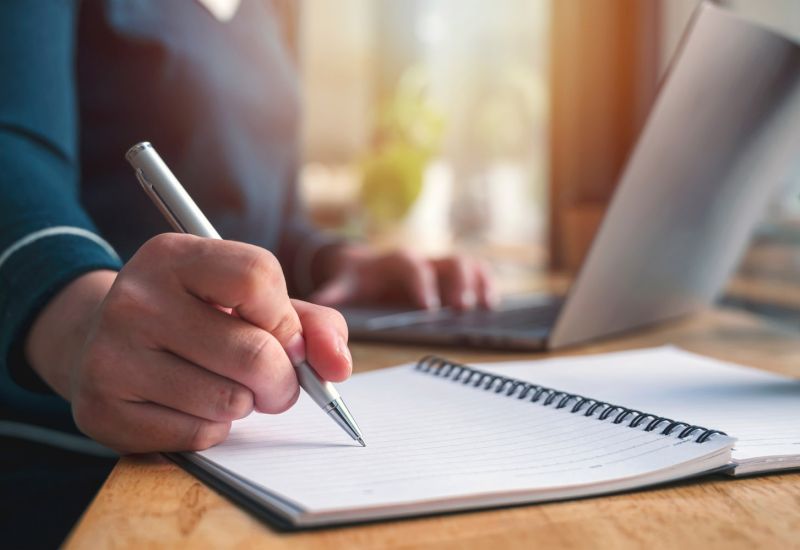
[310,246,497,311]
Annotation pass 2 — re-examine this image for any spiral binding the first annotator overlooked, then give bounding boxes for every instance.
[415,356,726,444]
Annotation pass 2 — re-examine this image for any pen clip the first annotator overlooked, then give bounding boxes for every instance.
[135,169,187,234]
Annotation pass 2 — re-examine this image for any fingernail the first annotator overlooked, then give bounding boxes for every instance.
[427,293,441,310]
[285,332,306,365]
[461,289,477,309]
[338,338,353,368]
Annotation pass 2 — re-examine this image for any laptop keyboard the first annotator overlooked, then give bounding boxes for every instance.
[404,302,563,331]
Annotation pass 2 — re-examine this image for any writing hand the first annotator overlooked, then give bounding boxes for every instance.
[25,234,351,453]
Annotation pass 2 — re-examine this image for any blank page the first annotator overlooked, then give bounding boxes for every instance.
[197,364,732,518]
[477,347,800,474]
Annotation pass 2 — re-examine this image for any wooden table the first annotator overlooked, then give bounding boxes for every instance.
[66,307,800,549]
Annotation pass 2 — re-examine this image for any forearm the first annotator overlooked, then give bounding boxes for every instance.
[24,270,116,400]
[0,130,123,395]
[0,1,124,403]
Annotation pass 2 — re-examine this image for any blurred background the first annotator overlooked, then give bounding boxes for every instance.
[295,0,800,327]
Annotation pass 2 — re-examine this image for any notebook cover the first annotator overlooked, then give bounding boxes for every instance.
[166,451,735,531]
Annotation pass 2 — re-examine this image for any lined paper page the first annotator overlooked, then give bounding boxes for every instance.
[477,347,800,472]
[198,365,732,514]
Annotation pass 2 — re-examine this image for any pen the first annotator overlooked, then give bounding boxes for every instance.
[125,141,365,447]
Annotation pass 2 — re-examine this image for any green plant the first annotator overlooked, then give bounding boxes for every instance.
[360,66,445,228]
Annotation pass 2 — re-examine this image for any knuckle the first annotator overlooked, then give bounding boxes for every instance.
[216,385,254,420]
[188,420,230,451]
[437,256,468,282]
[139,232,186,260]
[270,314,301,343]
[393,248,421,266]
[238,246,286,300]
[238,331,275,378]
[241,248,284,297]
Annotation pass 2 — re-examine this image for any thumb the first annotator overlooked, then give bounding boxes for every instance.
[309,273,359,306]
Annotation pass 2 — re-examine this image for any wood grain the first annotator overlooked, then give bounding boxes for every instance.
[65,308,800,549]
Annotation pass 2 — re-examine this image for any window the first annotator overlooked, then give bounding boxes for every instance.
[300,0,550,287]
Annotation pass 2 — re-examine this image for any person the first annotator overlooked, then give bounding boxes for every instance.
[0,0,494,544]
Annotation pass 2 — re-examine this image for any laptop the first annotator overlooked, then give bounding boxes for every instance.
[340,4,800,351]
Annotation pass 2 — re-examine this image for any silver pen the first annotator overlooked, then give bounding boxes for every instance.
[125,141,365,447]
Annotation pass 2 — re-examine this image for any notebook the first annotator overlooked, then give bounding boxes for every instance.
[171,347,799,529]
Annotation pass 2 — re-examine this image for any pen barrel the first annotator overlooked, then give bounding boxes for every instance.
[125,142,221,239]
[295,361,340,408]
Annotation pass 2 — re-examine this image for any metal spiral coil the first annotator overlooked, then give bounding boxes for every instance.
[415,356,726,444]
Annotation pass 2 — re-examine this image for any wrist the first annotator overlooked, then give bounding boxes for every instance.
[24,269,117,399]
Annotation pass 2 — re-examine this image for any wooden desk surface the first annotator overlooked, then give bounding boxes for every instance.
[65,308,800,549]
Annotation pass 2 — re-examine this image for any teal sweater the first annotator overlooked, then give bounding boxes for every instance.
[0,0,315,435]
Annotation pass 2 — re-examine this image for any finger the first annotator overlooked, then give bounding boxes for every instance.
[292,300,352,382]
[77,399,232,454]
[126,349,254,422]
[138,234,303,348]
[475,260,499,309]
[388,251,440,309]
[309,274,358,306]
[434,257,478,310]
[150,296,300,414]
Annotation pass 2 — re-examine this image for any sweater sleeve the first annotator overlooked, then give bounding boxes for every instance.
[0,1,122,429]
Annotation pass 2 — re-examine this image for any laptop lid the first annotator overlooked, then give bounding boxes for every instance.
[549,3,800,349]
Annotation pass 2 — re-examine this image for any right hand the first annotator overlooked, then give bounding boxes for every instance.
[25,234,352,454]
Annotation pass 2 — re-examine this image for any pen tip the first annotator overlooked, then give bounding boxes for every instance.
[357,437,366,447]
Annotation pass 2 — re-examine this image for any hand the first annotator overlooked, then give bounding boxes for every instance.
[25,234,351,454]
[310,246,497,311]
